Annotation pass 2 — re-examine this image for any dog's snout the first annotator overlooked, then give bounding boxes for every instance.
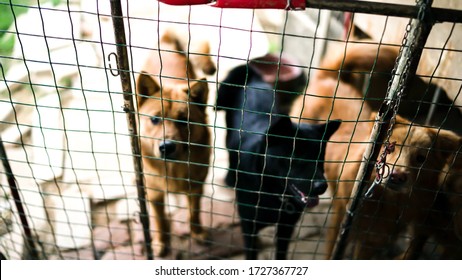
[311,180,328,195]
[389,170,408,185]
[159,140,176,158]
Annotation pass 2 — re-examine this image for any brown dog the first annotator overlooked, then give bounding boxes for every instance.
[136,30,214,257]
[291,42,461,259]
[412,138,462,259]
[343,118,460,259]
[442,143,462,240]
[298,99,460,259]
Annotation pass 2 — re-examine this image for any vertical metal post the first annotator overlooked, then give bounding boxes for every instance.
[0,136,39,259]
[109,0,153,260]
[331,0,435,259]
[314,10,332,67]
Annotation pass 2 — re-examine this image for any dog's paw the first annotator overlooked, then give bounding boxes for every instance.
[191,230,211,245]
[152,240,170,258]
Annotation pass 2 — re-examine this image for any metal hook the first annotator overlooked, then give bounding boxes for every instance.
[108,52,120,76]
[278,196,296,214]
[365,177,381,198]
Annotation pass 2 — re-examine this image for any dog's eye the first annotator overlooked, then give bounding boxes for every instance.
[177,114,188,126]
[150,116,161,125]
[415,152,427,164]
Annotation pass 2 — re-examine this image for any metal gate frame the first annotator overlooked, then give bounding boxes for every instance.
[106,0,462,259]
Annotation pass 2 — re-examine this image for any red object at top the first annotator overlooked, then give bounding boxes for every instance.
[157,0,306,10]
[158,0,210,5]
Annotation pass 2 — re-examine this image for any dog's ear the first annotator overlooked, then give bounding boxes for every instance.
[394,114,411,124]
[369,112,411,132]
[268,116,293,137]
[186,78,209,105]
[322,119,341,140]
[432,128,461,162]
[136,71,160,107]
[369,112,410,124]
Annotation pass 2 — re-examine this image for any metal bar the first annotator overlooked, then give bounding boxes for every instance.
[331,0,435,260]
[0,136,39,259]
[306,0,462,23]
[315,10,333,66]
[109,0,153,260]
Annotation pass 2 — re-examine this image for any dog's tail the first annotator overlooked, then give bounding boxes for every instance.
[189,40,217,76]
[161,29,216,76]
[160,29,184,52]
[318,43,399,89]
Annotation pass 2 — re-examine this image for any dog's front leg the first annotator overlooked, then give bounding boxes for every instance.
[275,214,300,260]
[396,228,428,259]
[240,220,260,260]
[149,193,170,258]
[187,185,209,243]
[325,198,347,259]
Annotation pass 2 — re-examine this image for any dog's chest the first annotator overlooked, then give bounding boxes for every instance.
[144,160,202,190]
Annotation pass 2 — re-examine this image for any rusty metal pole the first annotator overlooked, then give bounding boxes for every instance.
[109,0,153,260]
[331,0,435,259]
[0,136,39,259]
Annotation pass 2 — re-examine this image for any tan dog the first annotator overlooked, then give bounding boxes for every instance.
[136,30,214,257]
[291,45,378,258]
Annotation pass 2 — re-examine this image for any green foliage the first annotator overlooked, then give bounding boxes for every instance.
[0,32,15,57]
[0,0,63,56]
[0,1,30,37]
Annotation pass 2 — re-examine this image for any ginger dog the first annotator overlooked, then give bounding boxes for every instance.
[136,30,214,257]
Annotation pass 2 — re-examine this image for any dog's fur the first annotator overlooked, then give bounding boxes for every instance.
[316,42,399,99]
[136,30,214,257]
[344,118,460,259]
[217,63,340,259]
[317,42,462,135]
[442,143,462,241]
[414,138,462,259]
[291,42,462,259]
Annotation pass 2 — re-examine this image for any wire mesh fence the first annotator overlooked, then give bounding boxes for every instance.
[0,0,461,260]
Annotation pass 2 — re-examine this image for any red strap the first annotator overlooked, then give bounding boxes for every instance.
[158,0,211,5]
[158,0,306,10]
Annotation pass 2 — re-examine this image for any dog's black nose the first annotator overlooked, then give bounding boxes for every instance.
[159,140,176,158]
[311,180,328,195]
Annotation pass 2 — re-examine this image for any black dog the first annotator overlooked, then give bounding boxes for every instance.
[217,63,340,259]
